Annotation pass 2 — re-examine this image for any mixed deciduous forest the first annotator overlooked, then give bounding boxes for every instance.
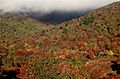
[0,2,120,79]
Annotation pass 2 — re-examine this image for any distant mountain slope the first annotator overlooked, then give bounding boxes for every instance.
[0,2,120,79]
[0,16,54,40]
[0,10,88,24]
[28,11,87,24]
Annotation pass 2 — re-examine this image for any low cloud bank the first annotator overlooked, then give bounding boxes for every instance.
[0,0,119,14]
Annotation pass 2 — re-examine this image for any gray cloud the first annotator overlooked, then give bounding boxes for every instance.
[0,0,119,14]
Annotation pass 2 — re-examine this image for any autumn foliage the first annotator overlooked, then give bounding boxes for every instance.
[0,2,120,79]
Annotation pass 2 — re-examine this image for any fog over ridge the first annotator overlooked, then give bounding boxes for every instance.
[0,0,119,24]
[0,0,119,13]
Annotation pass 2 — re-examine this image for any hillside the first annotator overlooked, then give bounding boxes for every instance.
[0,15,54,42]
[0,2,120,79]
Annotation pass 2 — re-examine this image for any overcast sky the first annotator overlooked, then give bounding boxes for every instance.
[0,0,119,13]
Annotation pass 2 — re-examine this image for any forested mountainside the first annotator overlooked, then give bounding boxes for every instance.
[0,2,120,79]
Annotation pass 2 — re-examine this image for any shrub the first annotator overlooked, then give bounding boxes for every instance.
[82,16,95,25]
[61,35,68,41]
[63,28,68,33]
[38,42,44,48]
[71,59,83,69]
